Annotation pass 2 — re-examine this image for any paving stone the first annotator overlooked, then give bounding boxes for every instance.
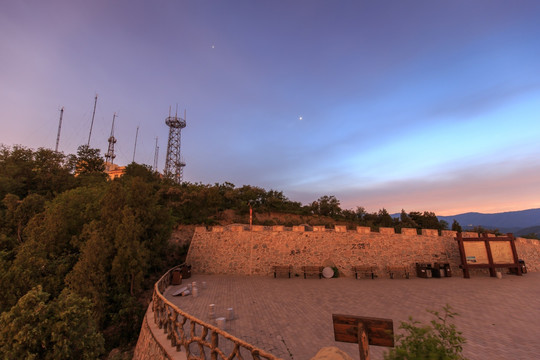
[164,273,540,360]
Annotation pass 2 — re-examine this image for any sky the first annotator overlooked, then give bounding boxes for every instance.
[1,0,540,216]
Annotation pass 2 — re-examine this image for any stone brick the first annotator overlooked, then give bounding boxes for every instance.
[379,227,395,234]
[356,226,370,234]
[421,229,438,236]
[229,225,244,232]
[441,230,457,237]
[401,228,418,235]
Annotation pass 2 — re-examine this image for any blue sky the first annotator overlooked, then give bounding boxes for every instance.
[1,0,540,215]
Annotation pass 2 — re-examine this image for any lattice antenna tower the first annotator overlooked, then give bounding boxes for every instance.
[105,112,117,164]
[164,106,186,183]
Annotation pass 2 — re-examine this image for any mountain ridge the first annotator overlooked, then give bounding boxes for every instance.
[436,208,540,235]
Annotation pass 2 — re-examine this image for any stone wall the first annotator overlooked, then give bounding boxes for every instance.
[186,226,540,277]
[133,305,181,360]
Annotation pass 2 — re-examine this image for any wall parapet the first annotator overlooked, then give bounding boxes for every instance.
[196,224,492,238]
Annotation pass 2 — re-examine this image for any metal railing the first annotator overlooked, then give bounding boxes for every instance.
[152,264,282,360]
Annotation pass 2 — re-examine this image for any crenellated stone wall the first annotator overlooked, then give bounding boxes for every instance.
[186,226,540,277]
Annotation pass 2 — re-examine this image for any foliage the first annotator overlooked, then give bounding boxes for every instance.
[0,145,75,200]
[71,145,105,174]
[0,286,104,360]
[451,220,462,232]
[384,305,467,360]
[520,233,539,240]
[468,225,501,236]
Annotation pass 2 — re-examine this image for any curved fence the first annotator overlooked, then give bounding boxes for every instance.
[152,264,281,360]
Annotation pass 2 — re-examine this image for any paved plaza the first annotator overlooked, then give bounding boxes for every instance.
[164,272,540,360]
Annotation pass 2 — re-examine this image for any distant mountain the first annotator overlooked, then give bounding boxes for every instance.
[515,225,540,238]
[437,208,540,234]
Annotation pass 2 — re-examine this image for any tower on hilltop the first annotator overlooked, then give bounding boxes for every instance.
[105,112,117,166]
[164,107,186,183]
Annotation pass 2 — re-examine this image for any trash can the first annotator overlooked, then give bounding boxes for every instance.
[171,269,182,285]
[431,263,442,278]
[182,264,192,279]
[416,263,432,278]
[519,259,527,274]
[442,263,452,277]
[510,260,527,275]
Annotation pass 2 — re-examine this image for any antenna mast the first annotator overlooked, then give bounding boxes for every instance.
[132,125,139,163]
[87,94,98,146]
[55,107,64,152]
[104,113,117,165]
[153,137,159,172]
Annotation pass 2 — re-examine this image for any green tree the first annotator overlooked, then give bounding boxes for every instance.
[65,222,114,326]
[312,195,342,217]
[47,289,105,360]
[399,209,418,230]
[0,145,35,199]
[2,193,46,243]
[9,186,103,302]
[0,146,75,200]
[71,145,105,174]
[451,220,462,232]
[0,286,104,360]
[385,305,467,360]
[111,208,148,296]
[0,286,50,359]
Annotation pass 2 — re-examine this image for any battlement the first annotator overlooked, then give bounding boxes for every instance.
[195,224,484,238]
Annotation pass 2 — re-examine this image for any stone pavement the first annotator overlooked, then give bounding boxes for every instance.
[164,272,540,360]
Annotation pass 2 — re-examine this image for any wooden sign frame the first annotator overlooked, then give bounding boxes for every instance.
[333,314,394,360]
[456,232,521,278]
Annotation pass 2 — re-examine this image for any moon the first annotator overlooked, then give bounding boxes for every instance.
[299,116,303,121]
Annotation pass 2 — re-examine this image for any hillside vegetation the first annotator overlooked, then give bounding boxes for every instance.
[0,144,450,358]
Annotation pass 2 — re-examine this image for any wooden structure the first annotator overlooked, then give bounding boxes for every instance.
[386,266,410,279]
[456,232,522,278]
[273,265,292,278]
[302,266,323,279]
[333,314,394,360]
[353,266,378,279]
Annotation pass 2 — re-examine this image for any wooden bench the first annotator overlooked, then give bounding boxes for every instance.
[302,266,323,279]
[353,265,378,279]
[273,265,292,278]
[387,266,410,279]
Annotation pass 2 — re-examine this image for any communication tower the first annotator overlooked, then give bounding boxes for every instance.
[164,107,186,183]
[105,113,117,165]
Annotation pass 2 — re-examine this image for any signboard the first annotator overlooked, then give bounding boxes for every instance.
[456,233,521,278]
[490,241,514,263]
[463,242,489,264]
[333,314,394,360]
